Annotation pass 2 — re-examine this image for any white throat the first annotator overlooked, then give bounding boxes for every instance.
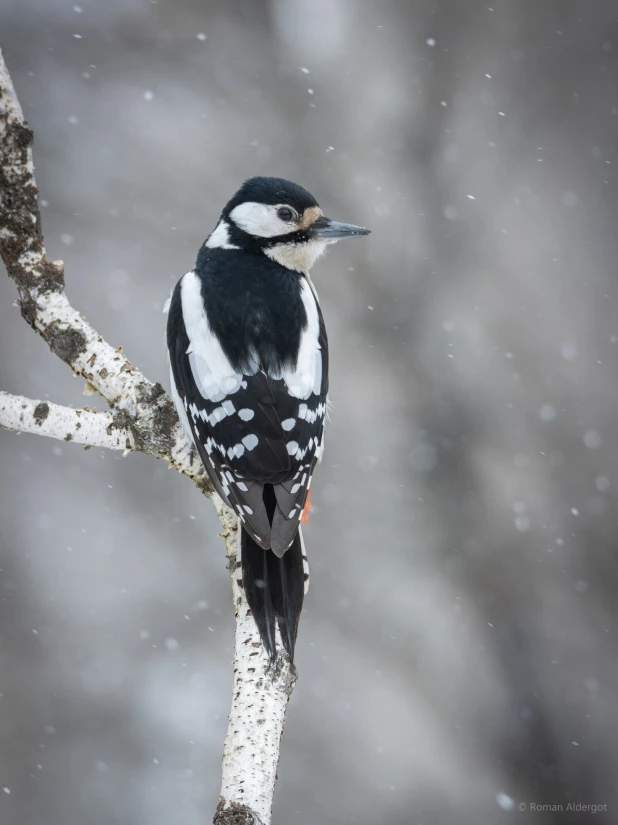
[264,239,327,273]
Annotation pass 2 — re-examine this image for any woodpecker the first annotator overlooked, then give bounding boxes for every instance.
[166,177,370,660]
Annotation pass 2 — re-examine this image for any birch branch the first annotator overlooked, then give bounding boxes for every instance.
[0,48,295,825]
[212,501,296,825]
[0,391,135,450]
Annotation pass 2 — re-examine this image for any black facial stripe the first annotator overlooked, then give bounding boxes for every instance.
[224,222,314,250]
[263,228,314,246]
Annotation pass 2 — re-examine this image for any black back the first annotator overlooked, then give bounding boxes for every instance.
[167,246,329,554]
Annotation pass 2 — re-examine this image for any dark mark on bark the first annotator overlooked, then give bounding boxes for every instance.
[110,408,135,437]
[193,470,214,498]
[33,402,49,425]
[151,397,178,451]
[136,380,165,406]
[17,259,65,298]
[19,293,37,327]
[64,432,73,442]
[44,322,87,364]
[214,799,262,825]
[0,115,62,291]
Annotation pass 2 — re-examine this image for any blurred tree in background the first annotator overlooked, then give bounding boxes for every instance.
[1,1,617,823]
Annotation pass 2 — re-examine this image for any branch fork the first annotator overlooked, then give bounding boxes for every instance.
[0,49,293,825]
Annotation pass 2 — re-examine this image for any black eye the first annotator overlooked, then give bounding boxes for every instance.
[277,207,295,222]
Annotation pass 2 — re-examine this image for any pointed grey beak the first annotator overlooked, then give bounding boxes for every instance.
[312,216,371,241]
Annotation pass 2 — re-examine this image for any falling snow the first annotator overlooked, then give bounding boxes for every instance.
[496,793,515,811]
[2,8,618,824]
[583,430,601,449]
[539,404,557,422]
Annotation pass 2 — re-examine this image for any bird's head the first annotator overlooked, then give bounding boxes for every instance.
[204,176,370,273]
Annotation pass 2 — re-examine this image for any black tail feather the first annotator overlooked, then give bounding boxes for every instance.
[267,531,304,659]
[241,530,276,657]
[241,485,305,660]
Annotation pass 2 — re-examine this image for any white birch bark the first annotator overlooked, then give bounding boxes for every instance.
[0,391,135,451]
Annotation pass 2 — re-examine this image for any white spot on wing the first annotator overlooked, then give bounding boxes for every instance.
[211,405,228,424]
[242,434,259,451]
[316,434,325,462]
[281,418,296,431]
[238,408,255,421]
[286,440,299,455]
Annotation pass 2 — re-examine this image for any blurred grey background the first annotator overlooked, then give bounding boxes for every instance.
[1,1,617,823]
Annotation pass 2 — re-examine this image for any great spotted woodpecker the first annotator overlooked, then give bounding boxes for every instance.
[166,177,369,659]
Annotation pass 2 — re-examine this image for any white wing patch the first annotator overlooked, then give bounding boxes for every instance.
[181,270,243,402]
[282,277,322,399]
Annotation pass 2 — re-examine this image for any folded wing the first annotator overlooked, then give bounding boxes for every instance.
[167,270,328,555]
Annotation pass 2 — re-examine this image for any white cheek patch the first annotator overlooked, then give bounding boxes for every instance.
[205,220,240,250]
[229,202,297,238]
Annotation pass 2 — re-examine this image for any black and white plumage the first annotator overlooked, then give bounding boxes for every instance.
[166,177,369,659]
